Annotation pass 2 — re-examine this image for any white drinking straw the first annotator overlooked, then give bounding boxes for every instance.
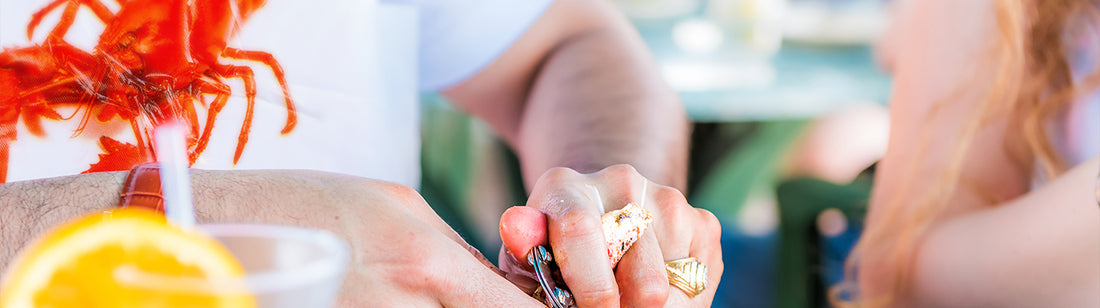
[154,122,196,229]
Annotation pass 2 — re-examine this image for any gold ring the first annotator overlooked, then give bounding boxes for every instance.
[665,257,707,297]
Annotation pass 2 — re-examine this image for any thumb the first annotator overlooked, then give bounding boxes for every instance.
[497,206,549,294]
[499,206,548,260]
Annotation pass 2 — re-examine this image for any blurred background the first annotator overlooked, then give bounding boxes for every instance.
[419,0,893,307]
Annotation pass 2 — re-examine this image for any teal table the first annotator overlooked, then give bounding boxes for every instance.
[679,45,891,121]
[631,16,892,121]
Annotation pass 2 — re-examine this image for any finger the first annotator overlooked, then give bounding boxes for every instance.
[500,206,548,259]
[689,208,724,305]
[547,204,620,308]
[665,271,694,306]
[642,185,712,306]
[665,209,724,307]
[615,227,670,307]
[527,168,619,307]
[647,185,694,260]
[497,206,548,294]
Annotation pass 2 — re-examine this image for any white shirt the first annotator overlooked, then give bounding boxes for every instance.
[0,0,552,187]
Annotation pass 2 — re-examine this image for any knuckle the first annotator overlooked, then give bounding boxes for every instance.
[380,181,419,200]
[394,265,440,292]
[540,167,581,183]
[653,185,689,208]
[537,186,589,214]
[654,192,688,220]
[697,209,722,233]
[599,164,640,179]
[376,181,431,211]
[636,278,670,306]
[572,282,619,307]
[696,208,723,243]
[652,186,694,225]
[555,208,602,241]
[388,239,442,290]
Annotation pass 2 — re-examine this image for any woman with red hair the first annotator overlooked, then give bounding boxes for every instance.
[838,0,1100,307]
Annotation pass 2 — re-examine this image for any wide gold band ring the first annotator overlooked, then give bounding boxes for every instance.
[665,257,707,298]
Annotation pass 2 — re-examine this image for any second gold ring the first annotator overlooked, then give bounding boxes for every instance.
[665,257,707,298]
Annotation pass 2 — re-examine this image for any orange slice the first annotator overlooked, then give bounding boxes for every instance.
[0,208,254,308]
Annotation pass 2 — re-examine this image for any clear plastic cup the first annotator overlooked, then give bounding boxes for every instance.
[115,224,350,308]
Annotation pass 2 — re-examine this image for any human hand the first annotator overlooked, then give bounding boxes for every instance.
[497,165,723,307]
[190,170,543,307]
[0,169,542,306]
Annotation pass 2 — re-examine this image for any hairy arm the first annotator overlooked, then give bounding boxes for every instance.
[1,172,127,270]
[0,170,544,305]
[0,170,452,272]
[442,0,689,190]
[0,170,275,271]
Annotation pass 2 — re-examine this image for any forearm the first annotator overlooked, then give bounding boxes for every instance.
[441,0,689,191]
[515,17,689,190]
[0,170,283,271]
[908,156,1099,307]
[0,169,537,306]
[0,172,126,270]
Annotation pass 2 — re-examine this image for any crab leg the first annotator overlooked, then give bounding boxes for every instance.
[222,48,296,134]
[192,86,230,163]
[28,0,116,41]
[215,64,257,165]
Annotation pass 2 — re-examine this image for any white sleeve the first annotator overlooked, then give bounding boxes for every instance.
[383,0,555,91]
